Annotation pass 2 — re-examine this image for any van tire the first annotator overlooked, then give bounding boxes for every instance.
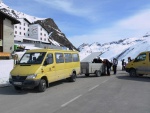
[138,74,143,76]
[129,69,137,77]
[96,70,101,77]
[68,73,76,82]
[85,74,89,77]
[14,86,22,90]
[37,79,46,92]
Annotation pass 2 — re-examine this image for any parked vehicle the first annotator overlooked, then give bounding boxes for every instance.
[81,62,104,77]
[125,51,150,77]
[80,52,105,77]
[9,49,80,92]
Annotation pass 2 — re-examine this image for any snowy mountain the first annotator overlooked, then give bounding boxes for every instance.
[79,36,150,63]
[0,1,77,50]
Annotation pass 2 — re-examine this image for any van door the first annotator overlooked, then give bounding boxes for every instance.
[43,53,57,82]
[148,52,150,74]
[133,53,148,74]
[55,53,65,80]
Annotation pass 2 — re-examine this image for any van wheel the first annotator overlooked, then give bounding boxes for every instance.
[96,71,101,77]
[85,74,89,77]
[68,73,76,82]
[14,86,22,90]
[138,74,143,76]
[129,69,137,77]
[37,79,46,92]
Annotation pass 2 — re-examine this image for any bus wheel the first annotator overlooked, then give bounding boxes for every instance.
[96,71,101,77]
[68,73,76,82]
[37,79,46,92]
[129,69,137,77]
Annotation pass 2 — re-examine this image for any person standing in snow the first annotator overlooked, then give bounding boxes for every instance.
[112,58,118,74]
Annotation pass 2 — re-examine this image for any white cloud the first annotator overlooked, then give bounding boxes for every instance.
[34,0,94,18]
[69,9,150,47]
[117,9,150,30]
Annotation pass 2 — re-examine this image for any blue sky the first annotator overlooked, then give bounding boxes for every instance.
[3,0,150,47]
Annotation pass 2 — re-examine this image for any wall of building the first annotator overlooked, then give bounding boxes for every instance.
[14,18,30,42]
[29,24,49,43]
[3,18,14,53]
[37,25,48,43]
[29,24,38,40]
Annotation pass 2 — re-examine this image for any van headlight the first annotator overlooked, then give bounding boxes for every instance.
[26,74,37,79]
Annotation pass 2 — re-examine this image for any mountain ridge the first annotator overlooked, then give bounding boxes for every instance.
[79,36,150,62]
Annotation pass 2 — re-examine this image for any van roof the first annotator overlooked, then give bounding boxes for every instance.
[140,51,150,54]
[26,49,79,53]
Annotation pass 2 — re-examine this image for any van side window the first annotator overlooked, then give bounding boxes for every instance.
[46,53,53,64]
[134,53,146,62]
[55,53,64,63]
[72,53,79,62]
[64,53,72,63]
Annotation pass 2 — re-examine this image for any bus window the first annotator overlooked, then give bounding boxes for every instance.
[72,53,79,62]
[64,53,72,63]
[55,53,64,63]
[45,53,53,64]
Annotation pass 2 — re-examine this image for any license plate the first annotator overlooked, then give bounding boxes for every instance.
[14,82,22,85]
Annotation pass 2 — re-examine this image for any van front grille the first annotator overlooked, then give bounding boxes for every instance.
[12,76,27,81]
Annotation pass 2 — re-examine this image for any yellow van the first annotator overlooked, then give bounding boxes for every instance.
[125,51,150,77]
[9,49,80,92]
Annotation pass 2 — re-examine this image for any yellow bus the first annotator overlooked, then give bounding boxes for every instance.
[9,49,80,92]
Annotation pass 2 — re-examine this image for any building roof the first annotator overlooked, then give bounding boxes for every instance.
[0,10,20,24]
[18,18,31,24]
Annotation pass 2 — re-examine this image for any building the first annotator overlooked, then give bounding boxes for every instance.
[29,24,49,43]
[14,18,31,42]
[14,18,50,44]
[0,10,20,53]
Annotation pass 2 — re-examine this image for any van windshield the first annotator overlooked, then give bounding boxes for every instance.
[19,52,46,64]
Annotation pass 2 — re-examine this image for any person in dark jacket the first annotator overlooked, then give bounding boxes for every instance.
[121,59,125,70]
[92,58,98,63]
[112,58,118,74]
[104,59,112,75]
[97,57,103,63]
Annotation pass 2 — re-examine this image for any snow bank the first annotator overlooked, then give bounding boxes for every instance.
[0,60,13,86]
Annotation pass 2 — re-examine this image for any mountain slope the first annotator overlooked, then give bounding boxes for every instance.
[0,1,77,50]
[79,36,150,63]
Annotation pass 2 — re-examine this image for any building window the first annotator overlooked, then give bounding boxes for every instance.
[28,34,29,36]
[28,29,29,31]
[40,38,42,40]
[24,23,25,26]
[20,27,21,29]
[15,26,17,28]
[24,28,25,30]
[44,34,46,36]
[41,28,42,31]
[15,31,17,34]
[44,38,46,41]
[41,33,42,36]
[20,32,21,35]
[24,33,25,35]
